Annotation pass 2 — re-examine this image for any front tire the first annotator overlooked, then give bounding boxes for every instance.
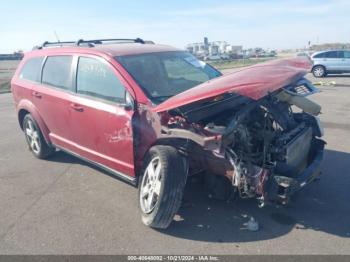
[139,145,187,229]
[23,114,54,159]
[312,65,326,78]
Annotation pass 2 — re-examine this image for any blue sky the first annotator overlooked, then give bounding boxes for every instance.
[1,0,349,53]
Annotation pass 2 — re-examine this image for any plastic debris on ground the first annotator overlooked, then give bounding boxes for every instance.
[313,81,336,86]
[242,216,259,231]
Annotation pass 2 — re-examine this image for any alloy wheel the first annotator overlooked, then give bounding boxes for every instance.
[313,67,325,77]
[25,119,41,154]
[140,157,162,214]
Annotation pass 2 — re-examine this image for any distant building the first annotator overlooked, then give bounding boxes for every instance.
[226,45,243,53]
[204,37,209,47]
[185,37,278,60]
[186,37,242,59]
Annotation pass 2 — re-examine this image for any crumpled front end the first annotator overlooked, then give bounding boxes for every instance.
[155,77,325,207]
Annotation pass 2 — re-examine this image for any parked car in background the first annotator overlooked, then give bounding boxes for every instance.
[11,39,324,229]
[310,50,350,77]
[296,51,312,57]
[230,53,244,59]
[204,54,221,61]
[220,53,230,60]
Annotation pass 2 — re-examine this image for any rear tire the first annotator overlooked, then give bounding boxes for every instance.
[138,145,187,229]
[23,114,54,159]
[312,65,326,78]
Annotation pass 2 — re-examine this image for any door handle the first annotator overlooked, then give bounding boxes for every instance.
[70,103,84,112]
[32,91,42,98]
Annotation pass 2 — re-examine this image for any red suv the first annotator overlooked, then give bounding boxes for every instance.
[11,38,325,228]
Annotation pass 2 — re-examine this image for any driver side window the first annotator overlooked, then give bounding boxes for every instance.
[77,57,125,103]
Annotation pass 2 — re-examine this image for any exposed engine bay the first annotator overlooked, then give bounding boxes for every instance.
[159,78,325,206]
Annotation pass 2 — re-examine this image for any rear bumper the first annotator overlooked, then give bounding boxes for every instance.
[266,139,325,204]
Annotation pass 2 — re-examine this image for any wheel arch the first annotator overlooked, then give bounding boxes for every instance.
[17,100,52,145]
[18,108,30,130]
[312,64,327,71]
[137,138,192,177]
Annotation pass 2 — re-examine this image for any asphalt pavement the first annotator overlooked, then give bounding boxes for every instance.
[0,74,349,254]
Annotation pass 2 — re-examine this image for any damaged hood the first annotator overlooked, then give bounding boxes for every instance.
[153,58,311,113]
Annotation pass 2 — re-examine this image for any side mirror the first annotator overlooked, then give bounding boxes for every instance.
[124,91,136,111]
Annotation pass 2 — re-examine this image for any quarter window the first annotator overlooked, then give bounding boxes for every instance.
[42,56,74,90]
[313,53,325,58]
[19,57,44,82]
[77,57,125,103]
[344,51,350,58]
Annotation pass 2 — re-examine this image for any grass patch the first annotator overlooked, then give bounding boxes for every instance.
[208,57,276,70]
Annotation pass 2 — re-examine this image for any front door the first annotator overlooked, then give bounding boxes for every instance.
[69,55,135,177]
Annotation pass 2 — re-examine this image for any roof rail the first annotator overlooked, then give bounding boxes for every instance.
[33,38,147,50]
[34,41,76,50]
[75,38,145,46]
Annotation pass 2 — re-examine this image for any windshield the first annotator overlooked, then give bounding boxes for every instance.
[115,51,222,103]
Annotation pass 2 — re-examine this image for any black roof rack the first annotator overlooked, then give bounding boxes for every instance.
[34,41,76,50]
[76,38,145,46]
[34,38,146,50]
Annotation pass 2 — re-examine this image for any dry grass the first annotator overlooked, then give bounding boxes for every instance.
[208,57,277,70]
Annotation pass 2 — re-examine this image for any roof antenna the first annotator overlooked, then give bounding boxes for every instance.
[54,30,60,42]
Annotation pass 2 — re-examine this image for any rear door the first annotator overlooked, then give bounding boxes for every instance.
[31,55,76,150]
[69,55,135,177]
[323,51,342,72]
[341,51,350,72]
[15,56,44,107]
[336,51,346,72]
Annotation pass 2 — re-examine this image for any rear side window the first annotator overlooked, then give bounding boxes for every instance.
[344,51,350,58]
[19,57,44,82]
[324,51,338,58]
[77,57,125,103]
[42,56,73,90]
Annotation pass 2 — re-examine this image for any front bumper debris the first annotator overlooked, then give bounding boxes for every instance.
[266,139,325,204]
